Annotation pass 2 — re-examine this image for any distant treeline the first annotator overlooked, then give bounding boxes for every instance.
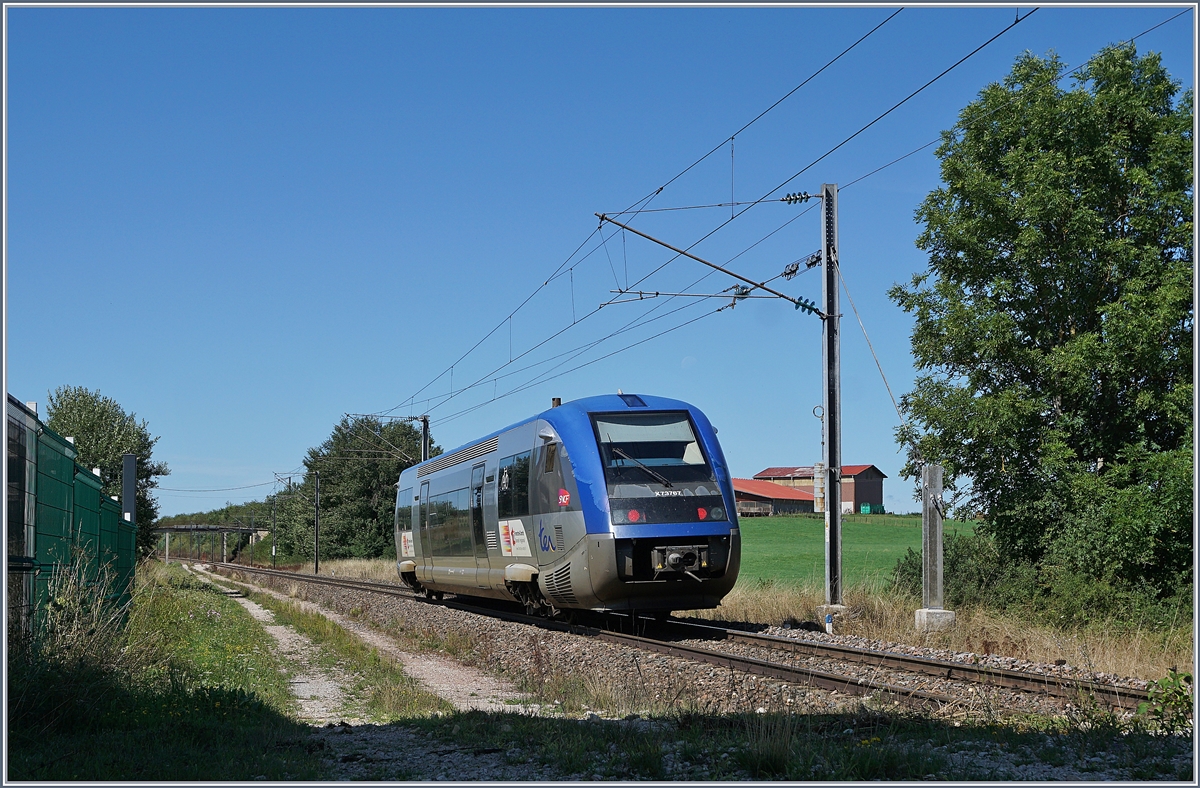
[157,416,439,562]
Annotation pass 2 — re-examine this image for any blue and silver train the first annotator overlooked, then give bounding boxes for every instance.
[394,393,741,615]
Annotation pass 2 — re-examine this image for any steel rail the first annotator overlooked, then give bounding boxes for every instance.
[657,619,1143,711]
[590,628,960,710]
[210,563,1141,713]
[213,563,957,711]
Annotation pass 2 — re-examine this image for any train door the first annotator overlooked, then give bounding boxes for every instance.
[470,463,488,587]
[419,481,431,581]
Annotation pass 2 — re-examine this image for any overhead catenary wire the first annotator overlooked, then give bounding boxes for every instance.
[383,9,904,420]
[439,7,1041,436]
[619,7,905,207]
[612,9,1037,302]
[429,209,807,429]
[416,199,821,417]
[159,480,277,492]
[432,306,725,428]
[838,8,1190,192]
[387,6,1046,439]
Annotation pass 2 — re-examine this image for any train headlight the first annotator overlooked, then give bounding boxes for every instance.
[711,506,725,520]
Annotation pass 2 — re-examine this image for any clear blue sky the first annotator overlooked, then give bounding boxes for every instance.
[5,5,1194,516]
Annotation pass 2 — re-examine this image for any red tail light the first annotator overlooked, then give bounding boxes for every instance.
[628,509,641,523]
[697,507,708,520]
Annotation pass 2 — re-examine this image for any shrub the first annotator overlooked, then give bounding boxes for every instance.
[892,531,1193,630]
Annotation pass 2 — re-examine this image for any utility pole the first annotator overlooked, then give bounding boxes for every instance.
[272,494,277,569]
[421,416,430,462]
[818,183,847,626]
[594,200,841,621]
[314,470,320,575]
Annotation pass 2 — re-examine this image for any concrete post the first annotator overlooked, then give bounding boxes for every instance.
[916,464,955,631]
[165,533,170,564]
[817,183,847,630]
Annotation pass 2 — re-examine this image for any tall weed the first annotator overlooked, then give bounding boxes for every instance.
[8,555,166,736]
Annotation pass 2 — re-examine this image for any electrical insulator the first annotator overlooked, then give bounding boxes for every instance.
[795,296,819,316]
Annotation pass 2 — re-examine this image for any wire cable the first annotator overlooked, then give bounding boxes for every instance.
[382,10,903,420]
[389,6,1042,436]
[615,10,1036,302]
[433,306,724,428]
[621,7,905,208]
[158,480,277,492]
[839,8,1190,193]
[439,8,1036,429]
[424,197,820,417]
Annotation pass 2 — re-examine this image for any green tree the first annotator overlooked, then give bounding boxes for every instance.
[275,416,436,561]
[45,385,171,558]
[889,45,1192,593]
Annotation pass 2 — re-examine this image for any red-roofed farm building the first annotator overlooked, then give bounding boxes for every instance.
[753,465,887,514]
[732,478,815,517]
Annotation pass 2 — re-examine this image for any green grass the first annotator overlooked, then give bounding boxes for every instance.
[8,562,322,781]
[736,513,976,587]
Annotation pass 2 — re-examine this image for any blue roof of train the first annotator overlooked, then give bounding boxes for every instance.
[420,393,706,463]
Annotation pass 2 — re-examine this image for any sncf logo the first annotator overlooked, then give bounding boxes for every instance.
[558,489,570,507]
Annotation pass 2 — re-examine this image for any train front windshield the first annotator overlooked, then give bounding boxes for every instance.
[591,411,727,524]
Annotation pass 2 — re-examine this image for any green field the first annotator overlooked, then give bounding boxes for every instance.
[735,513,976,588]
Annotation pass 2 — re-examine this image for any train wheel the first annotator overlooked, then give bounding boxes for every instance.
[425,588,437,600]
[434,591,444,601]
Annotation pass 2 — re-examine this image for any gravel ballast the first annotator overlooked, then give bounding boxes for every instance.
[211,565,1194,781]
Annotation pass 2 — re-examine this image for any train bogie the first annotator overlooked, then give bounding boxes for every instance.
[394,394,741,614]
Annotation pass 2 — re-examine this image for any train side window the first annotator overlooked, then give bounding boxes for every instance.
[429,487,472,556]
[498,452,531,518]
[498,456,513,518]
[470,464,486,559]
[395,487,413,532]
[511,451,530,517]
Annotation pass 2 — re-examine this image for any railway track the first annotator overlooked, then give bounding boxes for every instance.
[653,619,1143,711]
[210,562,1144,714]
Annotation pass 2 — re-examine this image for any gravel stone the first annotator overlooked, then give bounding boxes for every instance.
[209,565,1194,781]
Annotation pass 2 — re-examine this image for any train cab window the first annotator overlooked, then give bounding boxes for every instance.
[498,451,531,518]
[592,411,714,478]
[591,411,726,523]
[532,441,580,515]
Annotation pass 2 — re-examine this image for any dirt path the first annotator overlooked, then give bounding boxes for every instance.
[185,564,569,780]
[190,564,538,714]
[183,563,357,724]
